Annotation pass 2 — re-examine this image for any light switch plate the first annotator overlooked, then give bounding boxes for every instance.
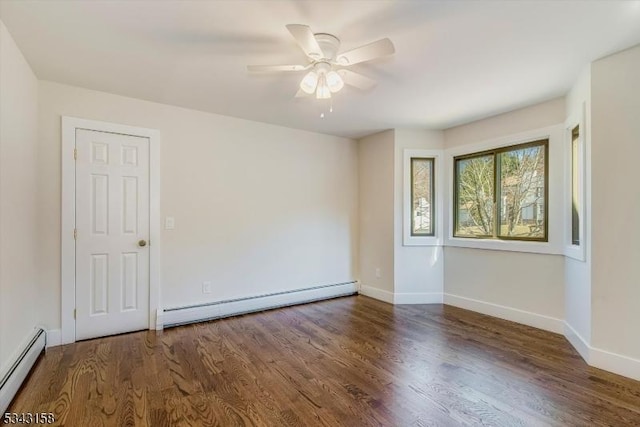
[165,216,175,230]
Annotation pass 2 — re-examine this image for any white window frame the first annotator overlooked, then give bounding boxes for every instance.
[564,104,587,261]
[444,124,564,255]
[403,149,443,246]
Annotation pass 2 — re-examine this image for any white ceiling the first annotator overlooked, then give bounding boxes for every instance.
[2,1,640,138]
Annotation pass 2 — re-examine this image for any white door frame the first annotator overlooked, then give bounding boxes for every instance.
[61,116,161,344]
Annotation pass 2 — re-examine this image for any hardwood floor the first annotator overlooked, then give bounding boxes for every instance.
[7,295,640,426]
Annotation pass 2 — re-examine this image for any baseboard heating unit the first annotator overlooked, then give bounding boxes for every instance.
[0,328,45,414]
[161,281,358,328]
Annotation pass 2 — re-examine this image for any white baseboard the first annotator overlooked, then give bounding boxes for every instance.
[562,323,640,381]
[359,285,394,304]
[444,293,564,334]
[563,324,640,381]
[563,322,590,362]
[162,282,357,328]
[442,296,640,380]
[590,347,640,381]
[44,329,61,348]
[0,329,45,414]
[358,287,443,305]
[394,292,443,304]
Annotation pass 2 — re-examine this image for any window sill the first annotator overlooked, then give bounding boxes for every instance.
[403,235,442,247]
[445,237,563,255]
[564,245,586,262]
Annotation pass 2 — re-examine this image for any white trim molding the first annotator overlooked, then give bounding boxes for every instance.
[590,347,640,382]
[362,288,640,381]
[359,286,443,305]
[394,292,443,304]
[563,321,640,381]
[359,285,395,304]
[443,124,565,255]
[563,321,590,362]
[44,329,61,348]
[563,105,587,262]
[61,116,161,344]
[444,293,565,334]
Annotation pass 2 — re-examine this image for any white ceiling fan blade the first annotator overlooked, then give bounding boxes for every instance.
[247,64,308,72]
[338,70,377,90]
[286,24,323,59]
[337,38,395,65]
[294,88,309,98]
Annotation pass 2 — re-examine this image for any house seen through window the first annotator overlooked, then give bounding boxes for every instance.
[454,139,548,241]
[411,157,434,236]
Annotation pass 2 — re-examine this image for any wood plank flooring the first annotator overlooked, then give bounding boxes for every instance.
[7,295,640,426]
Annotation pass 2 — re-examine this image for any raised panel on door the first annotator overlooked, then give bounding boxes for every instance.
[91,174,109,236]
[122,176,138,235]
[75,129,150,341]
[90,254,109,315]
[121,252,138,311]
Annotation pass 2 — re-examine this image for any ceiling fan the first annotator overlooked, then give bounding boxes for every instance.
[247,24,395,99]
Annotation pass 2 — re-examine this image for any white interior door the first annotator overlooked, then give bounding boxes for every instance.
[75,129,150,340]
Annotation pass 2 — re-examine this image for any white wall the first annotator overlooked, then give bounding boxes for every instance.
[444,248,564,330]
[443,98,566,331]
[591,44,640,360]
[444,98,566,149]
[393,129,444,303]
[37,81,358,331]
[0,21,40,376]
[357,130,395,301]
[564,66,592,349]
[4,10,639,383]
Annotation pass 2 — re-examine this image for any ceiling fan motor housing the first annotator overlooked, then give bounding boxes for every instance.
[313,61,331,75]
[314,33,341,61]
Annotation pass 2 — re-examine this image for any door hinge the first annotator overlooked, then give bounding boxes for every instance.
[73,148,77,160]
[73,309,76,319]
[73,228,77,240]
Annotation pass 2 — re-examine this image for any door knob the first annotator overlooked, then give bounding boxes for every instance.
[138,239,147,247]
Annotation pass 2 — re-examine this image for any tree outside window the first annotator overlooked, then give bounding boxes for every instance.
[454,140,548,241]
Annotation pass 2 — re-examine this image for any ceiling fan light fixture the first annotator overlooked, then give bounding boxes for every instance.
[326,71,344,93]
[316,85,331,99]
[248,25,395,101]
[300,71,318,94]
[316,74,331,99]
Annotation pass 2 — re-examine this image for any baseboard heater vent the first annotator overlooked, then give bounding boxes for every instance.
[162,281,358,328]
[0,328,45,414]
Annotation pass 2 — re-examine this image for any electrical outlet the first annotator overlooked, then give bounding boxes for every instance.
[375,268,381,278]
[202,281,212,294]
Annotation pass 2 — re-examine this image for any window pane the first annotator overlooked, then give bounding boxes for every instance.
[455,154,494,237]
[411,158,434,236]
[571,126,580,245]
[497,143,546,239]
